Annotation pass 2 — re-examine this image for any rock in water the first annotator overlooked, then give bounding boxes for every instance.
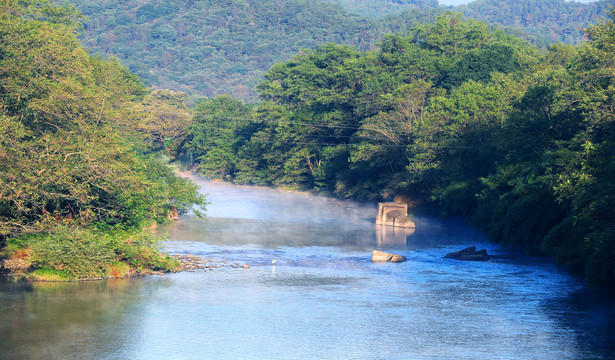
[371,250,392,261]
[371,250,407,263]
[444,246,491,261]
[390,254,407,262]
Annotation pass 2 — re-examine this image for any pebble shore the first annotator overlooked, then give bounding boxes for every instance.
[172,254,251,272]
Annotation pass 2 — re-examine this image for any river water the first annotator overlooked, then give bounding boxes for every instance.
[1,177,614,359]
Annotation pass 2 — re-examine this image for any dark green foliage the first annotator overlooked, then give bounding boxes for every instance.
[441,44,519,88]
[68,0,388,101]
[184,95,254,178]
[184,12,532,197]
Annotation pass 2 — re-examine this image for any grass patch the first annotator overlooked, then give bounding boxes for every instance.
[28,268,70,282]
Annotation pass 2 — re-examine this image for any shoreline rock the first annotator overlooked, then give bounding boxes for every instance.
[172,254,250,272]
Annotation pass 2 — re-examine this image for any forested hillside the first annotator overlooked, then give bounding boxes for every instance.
[0,0,204,280]
[67,0,611,101]
[69,0,383,101]
[178,11,615,291]
[459,0,613,46]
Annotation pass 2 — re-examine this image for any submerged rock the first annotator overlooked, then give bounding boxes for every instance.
[444,246,491,261]
[371,250,407,263]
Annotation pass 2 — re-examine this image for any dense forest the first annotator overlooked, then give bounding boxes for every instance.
[177,10,615,292]
[0,0,205,280]
[68,0,382,101]
[67,0,611,101]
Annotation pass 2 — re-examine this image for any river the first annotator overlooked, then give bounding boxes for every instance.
[1,177,614,359]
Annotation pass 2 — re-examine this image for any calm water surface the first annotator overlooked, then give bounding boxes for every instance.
[1,176,614,359]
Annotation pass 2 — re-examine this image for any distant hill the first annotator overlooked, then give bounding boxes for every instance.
[333,0,612,46]
[329,0,439,17]
[70,0,387,102]
[457,0,613,46]
[68,0,612,101]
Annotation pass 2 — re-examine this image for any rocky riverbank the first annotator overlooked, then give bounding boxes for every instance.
[172,254,251,272]
[0,253,251,282]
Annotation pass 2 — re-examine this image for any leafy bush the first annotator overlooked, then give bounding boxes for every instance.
[110,230,180,272]
[28,227,115,280]
[26,226,181,279]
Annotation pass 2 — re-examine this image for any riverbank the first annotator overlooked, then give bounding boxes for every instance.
[0,252,252,282]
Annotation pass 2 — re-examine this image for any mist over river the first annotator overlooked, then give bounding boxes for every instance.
[1,176,614,359]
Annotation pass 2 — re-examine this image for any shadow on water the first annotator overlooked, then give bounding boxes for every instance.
[540,288,615,359]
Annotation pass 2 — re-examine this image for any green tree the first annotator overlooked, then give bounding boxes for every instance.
[186,95,253,178]
[0,0,205,280]
[134,89,193,157]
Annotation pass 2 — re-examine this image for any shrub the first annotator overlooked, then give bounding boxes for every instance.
[28,227,115,280]
[110,230,180,272]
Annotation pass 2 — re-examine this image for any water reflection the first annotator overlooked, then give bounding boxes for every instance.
[376,224,415,245]
[1,279,131,358]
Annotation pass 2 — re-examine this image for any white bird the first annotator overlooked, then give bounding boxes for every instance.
[272,259,277,265]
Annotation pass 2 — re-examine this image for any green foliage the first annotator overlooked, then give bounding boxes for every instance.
[110,229,180,272]
[185,95,254,178]
[27,226,180,279]
[330,0,439,18]
[68,0,390,101]
[28,268,70,281]
[28,227,115,280]
[441,44,519,89]
[133,89,193,157]
[181,13,537,197]
[0,0,205,279]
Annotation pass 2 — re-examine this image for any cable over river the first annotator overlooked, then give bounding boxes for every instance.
[1,176,614,359]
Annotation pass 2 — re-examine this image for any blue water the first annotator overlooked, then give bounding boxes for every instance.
[1,177,614,359]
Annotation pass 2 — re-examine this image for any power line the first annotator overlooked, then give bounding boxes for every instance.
[192,114,418,134]
[191,130,496,150]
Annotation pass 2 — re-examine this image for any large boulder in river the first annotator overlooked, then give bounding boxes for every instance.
[371,250,407,263]
[444,246,491,261]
